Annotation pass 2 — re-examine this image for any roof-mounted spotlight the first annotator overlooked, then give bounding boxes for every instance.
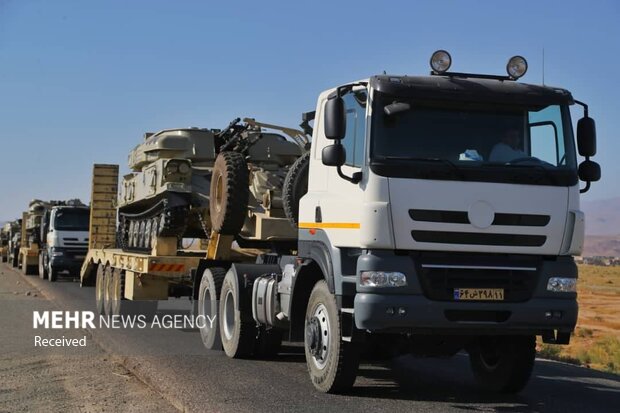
[506,55,528,80]
[430,50,452,74]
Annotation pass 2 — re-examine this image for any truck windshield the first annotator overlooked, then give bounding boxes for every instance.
[370,94,578,186]
[54,209,90,231]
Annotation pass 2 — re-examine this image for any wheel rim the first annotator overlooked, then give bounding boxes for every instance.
[222,289,235,341]
[200,285,214,330]
[307,303,330,370]
[150,218,158,248]
[96,267,104,307]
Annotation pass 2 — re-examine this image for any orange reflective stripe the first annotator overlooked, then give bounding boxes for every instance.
[298,222,360,229]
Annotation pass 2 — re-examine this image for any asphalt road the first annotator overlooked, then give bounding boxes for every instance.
[4,262,620,413]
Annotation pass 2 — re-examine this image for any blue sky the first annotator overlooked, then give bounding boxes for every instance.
[0,0,618,220]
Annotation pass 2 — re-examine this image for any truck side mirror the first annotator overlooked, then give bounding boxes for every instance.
[324,97,346,140]
[322,144,346,167]
[578,159,601,182]
[577,116,596,157]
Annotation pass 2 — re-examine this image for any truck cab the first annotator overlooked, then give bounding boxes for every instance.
[39,203,90,281]
[293,52,600,392]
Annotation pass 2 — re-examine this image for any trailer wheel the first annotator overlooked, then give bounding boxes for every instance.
[48,264,58,282]
[103,265,114,316]
[468,335,536,393]
[95,264,105,315]
[209,152,249,235]
[38,253,48,280]
[198,267,226,350]
[219,268,256,358]
[283,151,310,227]
[304,280,360,393]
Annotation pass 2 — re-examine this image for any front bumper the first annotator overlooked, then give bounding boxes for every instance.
[50,249,87,272]
[354,293,577,334]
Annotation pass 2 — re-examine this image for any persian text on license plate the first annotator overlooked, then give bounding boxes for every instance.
[454,288,504,301]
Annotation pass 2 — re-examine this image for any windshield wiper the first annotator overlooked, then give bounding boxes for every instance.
[382,156,465,179]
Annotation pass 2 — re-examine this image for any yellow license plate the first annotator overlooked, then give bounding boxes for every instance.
[454,288,504,301]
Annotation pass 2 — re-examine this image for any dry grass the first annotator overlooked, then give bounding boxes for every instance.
[537,265,620,374]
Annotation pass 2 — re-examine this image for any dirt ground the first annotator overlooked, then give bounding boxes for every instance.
[0,264,178,413]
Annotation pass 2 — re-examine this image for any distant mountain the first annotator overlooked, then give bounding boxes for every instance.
[583,235,620,257]
[582,197,620,236]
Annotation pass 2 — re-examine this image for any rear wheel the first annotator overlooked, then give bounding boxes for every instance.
[219,268,257,358]
[95,264,105,315]
[468,335,536,393]
[304,280,360,393]
[103,265,113,316]
[22,255,36,275]
[38,253,48,280]
[198,267,226,350]
[209,152,249,235]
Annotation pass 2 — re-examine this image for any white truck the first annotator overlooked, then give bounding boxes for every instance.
[38,200,90,281]
[197,52,599,393]
[83,51,600,394]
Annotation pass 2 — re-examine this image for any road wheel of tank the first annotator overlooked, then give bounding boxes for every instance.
[283,151,310,227]
[198,267,226,350]
[138,221,146,249]
[144,220,152,250]
[103,265,114,316]
[48,264,58,282]
[95,263,106,315]
[149,218,159,249]
[219,268,257,358]
[127,221,135,248]
[468,335,536,393]
[304,280,360,393]
[209,152,249,235]
[38,253,48,280]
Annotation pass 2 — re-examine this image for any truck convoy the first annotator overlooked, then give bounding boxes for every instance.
[0,223,9,262]
[7,219,21,267]
[74,50,598,394]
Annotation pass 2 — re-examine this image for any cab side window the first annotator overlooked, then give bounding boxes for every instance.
[341,90,367,167]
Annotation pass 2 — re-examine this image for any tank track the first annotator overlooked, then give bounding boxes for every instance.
[118,200,188,253]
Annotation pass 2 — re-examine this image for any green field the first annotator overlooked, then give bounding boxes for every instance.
[537,265,620,374]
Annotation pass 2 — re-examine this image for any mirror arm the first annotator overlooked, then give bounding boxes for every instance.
[574,100,589,117]
[580,181,591,194]
[337,167,362,184]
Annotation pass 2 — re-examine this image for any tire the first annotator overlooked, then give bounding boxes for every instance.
[304,280,360,393]
[109,268,123,316]
[198,267,226,350]
[219,268,257,358]
[38,253,48,280]
[11,250,19,268]
[95,264,105,315]
[48,264,58,282]
[283,151,310,227]
[103,265,113,316]
[209,152,249,235]
[468,335,536,393]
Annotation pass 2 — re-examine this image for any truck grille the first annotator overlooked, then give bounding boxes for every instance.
[409,209,550,226]
[411,230,546,247]
[414,254,539,302]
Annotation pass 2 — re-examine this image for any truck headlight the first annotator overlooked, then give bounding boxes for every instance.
[165,162,179,174]
[360,271,407,287]
[178,162,191,174]
[547,277,577,293]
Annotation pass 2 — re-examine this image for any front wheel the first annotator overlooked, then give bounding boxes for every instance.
[304,280,360,393]
[468,335,536,393]
[38,253,48,280]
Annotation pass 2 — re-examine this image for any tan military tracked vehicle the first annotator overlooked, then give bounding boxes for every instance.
[117,118,310,251]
